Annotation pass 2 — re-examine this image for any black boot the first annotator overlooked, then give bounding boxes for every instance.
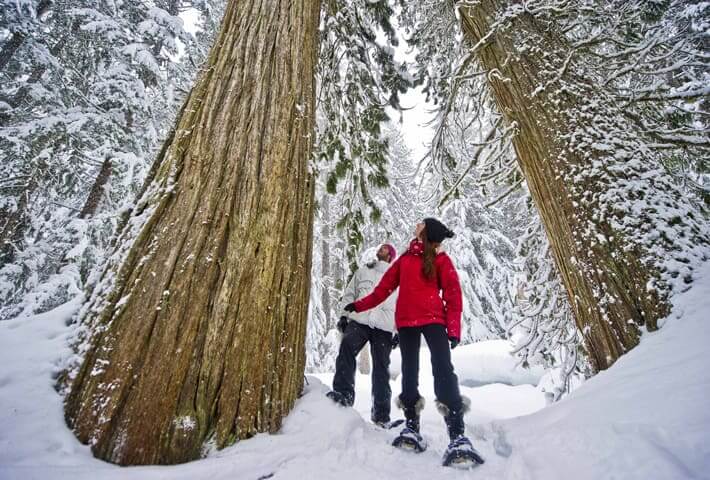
[392,395,427,452]
[437,397,484,468]
[403,404,420,433]
[435,396,469,440]
[444,408,465,440]
[370,398,391,426]
[326,390,353,407]
[397,394,424,432]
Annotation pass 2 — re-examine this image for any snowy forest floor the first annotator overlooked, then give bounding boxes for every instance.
[1,263,709,479]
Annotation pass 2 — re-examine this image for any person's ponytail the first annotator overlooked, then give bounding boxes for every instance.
[422,230,439,280]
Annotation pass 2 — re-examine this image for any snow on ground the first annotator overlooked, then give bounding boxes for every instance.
[393,338,547,388]
[1,262,709,479]
[0,296,87,468]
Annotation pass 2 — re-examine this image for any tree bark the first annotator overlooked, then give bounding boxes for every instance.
[64,0,321,465]
[79,157,112,219]
[460,2,705,371]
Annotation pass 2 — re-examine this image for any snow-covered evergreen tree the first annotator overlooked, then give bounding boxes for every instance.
[305,0,414,370]
[558,0,708,201]
[307,124,420,371]
[0,1,226,319]
[315,0,412,271]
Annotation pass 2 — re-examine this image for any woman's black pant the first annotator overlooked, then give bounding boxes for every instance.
[332,321,393,422]
[398,323,462,413]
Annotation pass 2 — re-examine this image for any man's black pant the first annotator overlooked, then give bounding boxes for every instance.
[332,321,393,422]
[398,323,462,413]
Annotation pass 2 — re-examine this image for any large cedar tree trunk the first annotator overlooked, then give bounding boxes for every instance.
[64,0,321,465]
[460,2,706,371]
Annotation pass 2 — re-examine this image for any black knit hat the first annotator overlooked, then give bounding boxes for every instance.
[423,218,454,243]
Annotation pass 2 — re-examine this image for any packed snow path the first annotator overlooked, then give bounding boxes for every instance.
[1,262,709,479]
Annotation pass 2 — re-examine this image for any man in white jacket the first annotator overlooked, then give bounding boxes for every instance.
[327,243,398,426]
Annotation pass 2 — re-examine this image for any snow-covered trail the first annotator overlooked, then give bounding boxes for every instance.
[0,300,546,480]
[1,262,709,479]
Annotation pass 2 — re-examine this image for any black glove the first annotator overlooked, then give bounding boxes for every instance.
[337,316,348,333]
[449,337,459,350]
[344,302,356,313]
[391,333,399,349]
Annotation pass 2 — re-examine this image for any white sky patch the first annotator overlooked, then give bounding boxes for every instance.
[393,86,436,162]
[383,10,436,163]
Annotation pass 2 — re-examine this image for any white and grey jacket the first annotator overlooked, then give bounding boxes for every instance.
[340,260,397,333]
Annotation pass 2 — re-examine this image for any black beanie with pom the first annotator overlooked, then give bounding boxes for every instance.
[423,218,454,243]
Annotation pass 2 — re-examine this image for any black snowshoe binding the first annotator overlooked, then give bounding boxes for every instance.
[442,435,484,468]
[326,390,352,407]
[392,426,428,452]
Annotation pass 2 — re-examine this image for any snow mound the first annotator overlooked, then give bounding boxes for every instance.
[453,340,545,387]
[0,296,89,468]
[389,339,545,388]
[489,261,710,479]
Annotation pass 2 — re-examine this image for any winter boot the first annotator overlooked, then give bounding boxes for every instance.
[370,400,389,424]
[436,397,485,468]
[326,390,353,407]
[371,405,404,429]
[392,396,427,452]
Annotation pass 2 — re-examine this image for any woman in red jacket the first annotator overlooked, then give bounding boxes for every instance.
[344,218,484,467]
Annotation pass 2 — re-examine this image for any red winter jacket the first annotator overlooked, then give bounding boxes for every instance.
[353,239,463,340]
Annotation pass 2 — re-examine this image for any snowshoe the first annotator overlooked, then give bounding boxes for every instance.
[442,436,484,469]
[392,427,427,453]
[326,390,352,407]
[373,419,405,430]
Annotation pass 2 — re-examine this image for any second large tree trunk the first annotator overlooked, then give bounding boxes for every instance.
[460,2,706,371]
[64,0,321,465]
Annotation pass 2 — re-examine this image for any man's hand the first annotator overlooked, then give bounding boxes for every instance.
[391,333,399,349]
[344,303,356,313]
[337,316,348,333]
[449,337,459,350]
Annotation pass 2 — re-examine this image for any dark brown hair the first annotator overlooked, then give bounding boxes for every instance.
[422,228,440,280]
